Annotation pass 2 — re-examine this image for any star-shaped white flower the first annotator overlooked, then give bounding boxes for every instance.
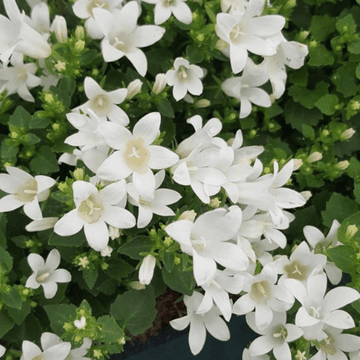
[142,0,192,25]
[54,180,136,251]
[0,166,55,220]
[97,112,179,199]
[25,249,71,299]
[93,2,165,76]
[166,57,204,101]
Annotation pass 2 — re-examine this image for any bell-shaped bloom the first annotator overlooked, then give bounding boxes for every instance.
[72,77,129,125]
[139,254,157,285]
[166,57,203,101]
[142,0,192,25]
[165,206,247,285]
[0,166,55,220]
[170,291,230,355]
[0,52,42,102]
[93,2,165,76]
[216,0,285,73]
[97,112,179,199]
[247,311,303,360]
[54,180,136,251]
[25,249,71,299]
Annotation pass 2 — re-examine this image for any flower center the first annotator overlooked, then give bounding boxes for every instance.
[123,137,150,174]
[284,260,309,281]
[78,194,104,224]
[36,272,50,283]
[251,242,263,258]
[178,66,188,80]
[230,19,248,43]
[14,178,38,203]
[308,305,321,318]
[90,94,110,116]
[319,333,336,355]
[250,280,272,305]
[163,0,176,6]
[111,36,128,52]
[139,198,149,207]
[16,67,28,83]
[87,0,109,17]
[273,325,287,342]
[191,236,207,253]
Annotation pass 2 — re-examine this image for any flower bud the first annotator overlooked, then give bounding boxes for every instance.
[75,26,85,40]
[51,15,68,43]
[307,152,322,163]
[152,73,167,94]
[129,281,146,290]
[139,254,156,285]
[335,160,349,171]
[345,225,358,239]
[100,245,113,257]
[127,79,142,99]
[179,210,197,222]
[293,159,303,170]
[194,99,211,108]
[300,191,312,201]
[340,128,356,140]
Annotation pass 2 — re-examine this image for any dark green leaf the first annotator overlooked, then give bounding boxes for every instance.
[118,236,153,260]
[8,300,31,325]
[0,213,7,249]
[9,106,31,130]
[83,268,98,289]
[22,133,41,145]
[186,44,204,64]
[30,115,50,129]
[97,316,125,343]
[0,245,12,272]
[163,251,175,273]
[106,259,134,281]
[1,141,19,164]
[1,286,22,309]
[327,246,354,273]
[29,146,59,175]
[58,77,76,97]
[310,15,335,42]
[0,310,15,338]
[315,94,339,115]
[302,124,315,140]
[48,230,86,247]
[157,98,175,118]
[49,86,71,108]
[308,44,334,67]
[44,304,77,335]
[162,264,194,296]
[332,64,358,98]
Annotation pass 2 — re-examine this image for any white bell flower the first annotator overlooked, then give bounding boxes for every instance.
[142,0,192,25]
[221,0,249,14]
[21,333,71,360]
[26,217,59,232]
[25,249,72,299]
[139,254,157,285]
[0,166,55,220]
[232,263,294,330]
[216,0,285,73]
[28,2,51,39]
[222,58,271,118]
[170,291,230,355]
[165,206,247,285]
[247,311,303,360]
[303,220,343,285]
[54,180,136,251]
[93,2,165,76]
[127,170,181,228]
[72,77,129,125]
[166,57,204,101]
[0,52,41,102]
[243,348,270,360]
[97,112,179,199]
[72,0,124,39]
[0,345,5,358]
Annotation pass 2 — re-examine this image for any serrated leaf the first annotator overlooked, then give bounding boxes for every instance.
[97,316,125,343]
[1,286,22,309]
[308,44,334,67]
[162,264,194,296]
[315,94,339,115]
[110,288,157,335]
[83,268,98,289]
[348,39,360,54]
[289,81,329,109]
[310,15,335,42]
[332,64,358,98]
[29,146,59,175]
[48,231,86,247]
[327,246,354,273]
[44,304,77,335]
[9,106,31,130]
[321,193,359,228]
[157,98,175,118]
[336,14,356,35]
[118,236,153,260]
[0,245,12,272]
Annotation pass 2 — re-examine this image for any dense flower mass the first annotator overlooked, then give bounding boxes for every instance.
[0,0,359,359]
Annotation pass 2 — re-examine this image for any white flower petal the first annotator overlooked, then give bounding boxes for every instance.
[133,112,161,145]
[189,316,206,355]
[54,209,84,236]
[148,145,179,169]
[84,221,109,251]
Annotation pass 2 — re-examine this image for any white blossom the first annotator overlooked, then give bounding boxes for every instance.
[139,254,157,285]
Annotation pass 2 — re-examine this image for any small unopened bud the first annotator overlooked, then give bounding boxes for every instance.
[345,224,358,239]
[307,152,322,163]
[74,316,86,329]
[209,197,221,208]
[300,191,312,202]
[109,226,120,240]
[51,15,68,43]
[152,73,167,94]
[127,79,142,99]
[194,99,211,108]
[340,128,356,140]
[215,39,228,51]
[335,160,349,171]
[139,254,156,285]
[75,26,85,40]
[100,245,113,257]
[183,93,194,103]
[129,281,146,290]
[73,168,84,180]
[75,40,85,52]
[293,159,303,170]
[179,210,197,222]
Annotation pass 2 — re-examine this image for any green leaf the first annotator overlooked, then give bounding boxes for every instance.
[49,85,71,108]
[310,15,335,41]
[162,264,194,296]
[347,157,360,181]
[205,4,216,23]
[1,141,19,164]
[110,288,157,335]
[332,64,358,98]
[354,182,360,204]
[83,268,98,289]
[118,236,153,260]
[80,50,99,66]
[163,251,175,273]
[348,39,360,54]
[0,245,12,272]
[0,310,15,338]
[336,14,356,35]
[30,115,50,129]
[321,193,360,228]
[44,304,77,335]
[22,133,41,145]
[97,278,116,295]
[48,231,86,247]
[58,77,76,97]
[302,124,315,140]
[9,106,31,130]
[315,94,339,115]
[106,259,134,281]
[157,98,175,118]
[0,213,7,248]
[29,146,59,175]
[186,44,204,64]
[288,81,329,109]
[8,300,31,325]
[308,44,334,67]
[356,64,360,80]
[327,246,354,273]
[1,286,22,309]
[337,212,360,244]
[97,316,125,343]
